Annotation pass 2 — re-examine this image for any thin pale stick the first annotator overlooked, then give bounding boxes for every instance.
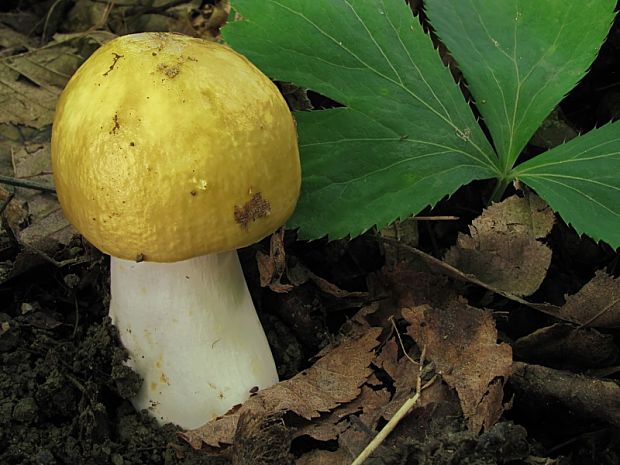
[350,347,436,465]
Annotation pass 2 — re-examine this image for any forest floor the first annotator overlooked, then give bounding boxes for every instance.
[1,1,619,464]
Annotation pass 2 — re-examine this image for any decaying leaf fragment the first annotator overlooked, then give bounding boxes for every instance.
[181,328,382,448]
[403,302,512,432]
[558,271,620,328]
[444,194,554,297]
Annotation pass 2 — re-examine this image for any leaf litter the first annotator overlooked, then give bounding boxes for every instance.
[1,2,620,465]
[444,192,555,297]
[404,302,512,433]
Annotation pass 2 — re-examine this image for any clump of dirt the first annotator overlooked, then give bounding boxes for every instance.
[0,259,222,465]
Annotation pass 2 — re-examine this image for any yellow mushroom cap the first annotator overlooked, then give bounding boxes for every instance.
[51,33,300,262]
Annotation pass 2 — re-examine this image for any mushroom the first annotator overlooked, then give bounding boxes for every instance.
[50,33,300,429]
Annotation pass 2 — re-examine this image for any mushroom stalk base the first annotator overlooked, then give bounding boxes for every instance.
[109,252,278,429]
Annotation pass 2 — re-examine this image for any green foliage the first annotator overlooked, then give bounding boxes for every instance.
[224,0,620,248]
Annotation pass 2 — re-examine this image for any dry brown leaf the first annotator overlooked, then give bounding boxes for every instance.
[514,323,618,370]
[380,216,419,267]
[296,384,390,442]
[376,340,419,413]
[379,265,457,309]
[11,143,74,252]
[0,186,27,232]
[378,242,563,320]
[297,449,351,465]
[444,193,554,297]
[558,271,620,328]
[403,302,512,432]
[256,229,367,299]
[256,228,293,292]
[231,411,294,465]
[0,32,113,129]
[287,261,368,299]
[511,362,620,427]
[181,328,382,448]
[0,32,112,267]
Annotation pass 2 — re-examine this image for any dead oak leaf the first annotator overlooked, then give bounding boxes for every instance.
[296,384,390,442]
[181,327,382,448]
[403,302,512,432]
[558,271,620,328]
[444,193,554,297]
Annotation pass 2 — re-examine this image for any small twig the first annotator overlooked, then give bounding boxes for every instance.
[547,427,610,455]
[0,192,15,215]
[389,316,418,366]
[350,346,437,465]
[0,193,20,248]
[90,0,115,31]
[414,216,459,221]
[72,294,80,340]
[22,244,90,268]
[42,0,66,42]
[125,0,190,16]
[0,175,56,194]
[380,236,564,319]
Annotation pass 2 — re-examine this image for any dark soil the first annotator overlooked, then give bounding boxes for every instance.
[1,1,619,465]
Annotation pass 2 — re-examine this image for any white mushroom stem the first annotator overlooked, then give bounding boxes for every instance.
[108,251,279,429]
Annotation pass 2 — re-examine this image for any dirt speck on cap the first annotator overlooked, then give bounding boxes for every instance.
[157,63,180,79]
[103,53,123,77]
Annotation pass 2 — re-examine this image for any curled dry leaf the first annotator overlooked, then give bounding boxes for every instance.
[257,228,368,299]
[403,302,512,432]
[444,193,554,297]
[180,327,382,448]
[256,228,293,292]
[557,271,620,328]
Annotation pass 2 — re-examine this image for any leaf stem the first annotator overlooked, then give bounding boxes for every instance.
[489,177,511,204]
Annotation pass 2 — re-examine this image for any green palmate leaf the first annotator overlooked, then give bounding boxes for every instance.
[514,122,620,249]
[224,0,498,239]
[425,0,616,174]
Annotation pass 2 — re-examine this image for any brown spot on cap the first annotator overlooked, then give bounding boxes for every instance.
[110,113,120,134]
[234,192,271,230]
